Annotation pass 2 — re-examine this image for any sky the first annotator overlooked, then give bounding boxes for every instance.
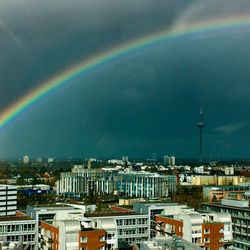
[0,0,250,160]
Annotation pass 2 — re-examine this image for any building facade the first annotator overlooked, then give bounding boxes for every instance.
[0,214,36,249]
[155,212,232,250]
[203,185,249,202]
[57,167,176,198]
[0,185,17,217]
[203,198,250,250]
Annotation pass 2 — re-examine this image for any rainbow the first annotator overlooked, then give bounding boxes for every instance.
[1,16,250,129]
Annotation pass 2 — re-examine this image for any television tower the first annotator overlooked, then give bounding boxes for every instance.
[196,107,205,162]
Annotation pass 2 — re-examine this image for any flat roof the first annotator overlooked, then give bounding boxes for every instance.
[85,211,138,217]
[203,202,250,211]
[0,216,34,221]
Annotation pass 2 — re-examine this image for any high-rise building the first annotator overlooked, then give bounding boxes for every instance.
[163,155,170,165]
[23,155,29,164]
[170,156,175,166]
[164,156,175,166]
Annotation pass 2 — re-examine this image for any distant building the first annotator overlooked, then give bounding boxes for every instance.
[224,166,234,175]
[163,155,170,165]
[57,167,177,198]
[116,171,175,198]
[47,158,54,163]
[191,175,250,186]
[23,155,29,164]
[122,156,128,162]
[170,156,175,166]
[87,159,92,169]
[163,156,175,166]
[194,166,205,174]
[57,167,104,197]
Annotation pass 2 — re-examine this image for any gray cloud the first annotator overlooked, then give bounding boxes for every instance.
[214,123,246,135]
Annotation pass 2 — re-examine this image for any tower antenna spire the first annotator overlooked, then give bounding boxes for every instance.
[196,107,205,162]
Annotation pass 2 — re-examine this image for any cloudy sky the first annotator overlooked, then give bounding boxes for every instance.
[0,0,250,160]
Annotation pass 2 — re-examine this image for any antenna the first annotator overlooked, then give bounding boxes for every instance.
[196,107,205,162]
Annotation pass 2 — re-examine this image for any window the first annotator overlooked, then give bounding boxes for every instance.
[117,219,123,226]
[204,238,210,243]
[106,234,114,240]
[80,237,87,243]
[99,235,105,241]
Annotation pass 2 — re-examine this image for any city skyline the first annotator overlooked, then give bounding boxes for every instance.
[0,0,250,158]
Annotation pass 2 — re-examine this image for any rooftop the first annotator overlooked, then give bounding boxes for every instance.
[203,202,250,211]
[0,215,33,221]
[84,211,138,217]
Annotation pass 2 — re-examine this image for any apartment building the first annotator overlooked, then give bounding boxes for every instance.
[57,167,176,198]
[116,171,175,197]
[57,167,104,197]
[203,198,250,250]
[203,185,249,202]
[0,214,36,250]
[155,212,232,250]
[0,185,36,249]
[26,204,95,250]
[39,220,106,250]
[133,202,200,239]
[86,212,150,249]
[0,185,17,217]
[191,175,250,186]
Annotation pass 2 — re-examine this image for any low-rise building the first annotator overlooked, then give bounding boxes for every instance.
[192,175,250,186]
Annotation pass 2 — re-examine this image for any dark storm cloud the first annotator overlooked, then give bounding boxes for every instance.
[0,0,250,159]
[0,0,190,109]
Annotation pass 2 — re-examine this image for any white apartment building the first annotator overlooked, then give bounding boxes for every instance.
[26,204,92,250]
[57,167,104,197]
[57,167,177,198]
[0,185,17,217]
[88,213,150,248]
[0,215,36,249]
